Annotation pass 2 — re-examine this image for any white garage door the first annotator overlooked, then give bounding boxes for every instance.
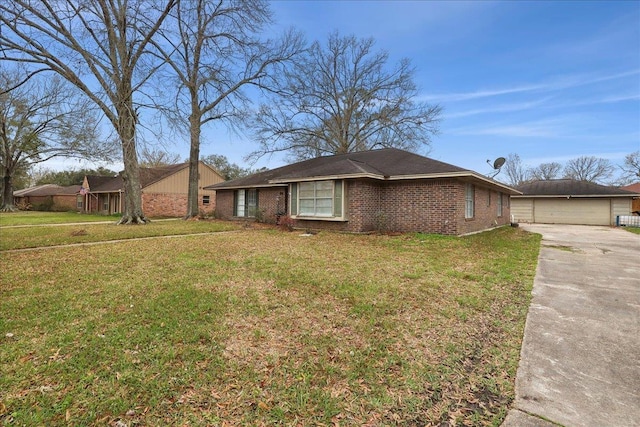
[534,198,611,225]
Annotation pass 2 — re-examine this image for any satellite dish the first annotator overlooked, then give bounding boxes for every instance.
[486,156,506,178]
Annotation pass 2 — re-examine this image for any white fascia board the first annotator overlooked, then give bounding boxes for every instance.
[270,171,521,194]
[511,194,638,198]
[385,171,522,194]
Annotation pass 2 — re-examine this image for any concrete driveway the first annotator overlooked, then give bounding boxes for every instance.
[503,224,640,427]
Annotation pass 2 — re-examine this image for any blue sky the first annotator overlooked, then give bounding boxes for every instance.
[57,1,640,180]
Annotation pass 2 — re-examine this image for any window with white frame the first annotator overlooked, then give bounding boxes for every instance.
[497,192,503,217]
[234,189,258,217]
[465,184,475,219]
[202,195,210,205]
[76,195,83,209]
[290,180,343,219]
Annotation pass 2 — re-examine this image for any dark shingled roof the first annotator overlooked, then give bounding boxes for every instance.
[14,184,81,197]
[86,175,122,192]
[206,148,506,191]
[515,179,639,197]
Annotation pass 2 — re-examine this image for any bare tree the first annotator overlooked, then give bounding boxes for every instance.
[152,0,304,218]
[619,151,640,183]
[530,162,562,181]
[249,32,442,161]
[563,156,614,183]
[0,0,176,223]
[0,68,113,211]
[138,147,182,167]
[502,153,530,187]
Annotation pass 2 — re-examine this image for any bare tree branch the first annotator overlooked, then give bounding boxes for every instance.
[563,156,614,183]
[0,67,114,210]
[502,153,531,187]
[0,0,176,223]
[151,0,305,218]
[248,32,442,162]
[530,162,562,180]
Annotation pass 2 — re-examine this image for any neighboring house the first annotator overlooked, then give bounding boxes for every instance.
[621,183,640,213]
[205,148,520,235]
[511,179,640,226]
[81,162,224,217]
[13,184,81,211]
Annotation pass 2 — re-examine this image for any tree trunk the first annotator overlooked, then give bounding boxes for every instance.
[1,172,16,212]
[184,107,201,219]
[116,99,148,225]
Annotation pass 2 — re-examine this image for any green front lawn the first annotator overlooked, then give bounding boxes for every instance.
[0,226,540,426]
[622,226,640,234]
[0,219,239,251]
[0,211,119,227]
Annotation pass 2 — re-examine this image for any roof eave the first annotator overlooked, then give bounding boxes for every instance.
[204,183,289,191]
[512,193,640,198]
[270,171,521,194]
[386,171,522,194]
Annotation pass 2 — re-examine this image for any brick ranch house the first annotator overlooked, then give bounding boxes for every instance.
[206,148,520,235]
[81,161,224,217]
[13,184,81,211]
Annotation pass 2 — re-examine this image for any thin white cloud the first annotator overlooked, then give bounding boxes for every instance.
[451,118,566,138]
[445,98,553,119]
[421,69,640,103]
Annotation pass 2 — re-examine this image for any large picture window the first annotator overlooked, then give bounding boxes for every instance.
[234,189,258,217]
[465,184,475,219]
[290,180,343,219]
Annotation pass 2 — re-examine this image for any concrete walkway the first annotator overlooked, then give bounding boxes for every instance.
[503,224,640,427]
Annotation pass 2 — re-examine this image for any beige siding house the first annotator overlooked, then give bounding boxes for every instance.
[82,162,224,217]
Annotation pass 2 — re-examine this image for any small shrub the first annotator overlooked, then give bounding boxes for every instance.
[254,208,267,223]
[34,196,55,211]
[15,200,32,211]
[278,215,295,231]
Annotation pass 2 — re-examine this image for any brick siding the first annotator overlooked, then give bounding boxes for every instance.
[215,187,287,223]
[215,178,511,235]
[141,192,216,217]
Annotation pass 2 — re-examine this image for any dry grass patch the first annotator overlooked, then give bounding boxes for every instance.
[0,227,540,426]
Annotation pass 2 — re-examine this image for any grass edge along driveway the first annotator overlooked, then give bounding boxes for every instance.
[0,226,540,426]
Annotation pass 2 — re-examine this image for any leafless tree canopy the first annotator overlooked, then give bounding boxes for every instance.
[530,162,562,181]
[502,153,531,187]
[249,32,442,161]
[620,151,640,182]
[138,147,182,168]
[152,0,304,218]
[0,0,176,223]
[563,156,614,183]
[0,67,112,211]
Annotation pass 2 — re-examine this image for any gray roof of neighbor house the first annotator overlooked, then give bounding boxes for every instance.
[514,179,640,197]
[14,184,81,197]
[206,148,520,194]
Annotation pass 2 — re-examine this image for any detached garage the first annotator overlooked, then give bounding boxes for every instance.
[511,179,639,226]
